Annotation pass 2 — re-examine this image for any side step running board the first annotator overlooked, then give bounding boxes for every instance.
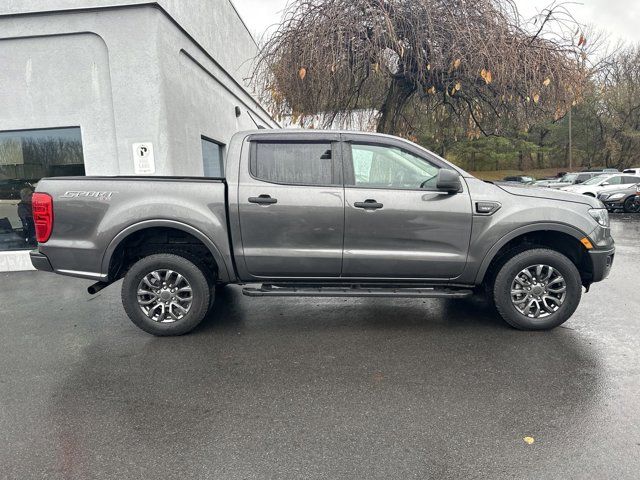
[242,284,473,298]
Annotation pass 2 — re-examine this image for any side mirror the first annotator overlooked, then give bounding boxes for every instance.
[575,179,584,184]
[601,182,610,186]
[436,169,462,193]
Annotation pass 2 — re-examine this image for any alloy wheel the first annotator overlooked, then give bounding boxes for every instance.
[510,264,566,318]
[136,269,193,323]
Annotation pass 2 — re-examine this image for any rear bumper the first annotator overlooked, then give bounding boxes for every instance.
[588,247,615,282]
[29,250,53,272]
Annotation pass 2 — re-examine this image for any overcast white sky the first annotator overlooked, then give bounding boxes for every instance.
[233,0,640,47]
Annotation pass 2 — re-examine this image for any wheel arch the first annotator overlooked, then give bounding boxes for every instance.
[101,220,232,282]
[475,223,593,286]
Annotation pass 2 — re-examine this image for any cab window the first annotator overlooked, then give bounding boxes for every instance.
[348,144,439,190]
[251,141,337,186]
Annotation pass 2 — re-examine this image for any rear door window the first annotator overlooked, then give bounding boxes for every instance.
[250,142,339,186]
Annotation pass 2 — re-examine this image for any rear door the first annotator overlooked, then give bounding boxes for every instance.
[340,135,472,279]
[237,135,344,278]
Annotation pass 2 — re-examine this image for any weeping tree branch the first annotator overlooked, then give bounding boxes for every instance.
[252,0,595,136]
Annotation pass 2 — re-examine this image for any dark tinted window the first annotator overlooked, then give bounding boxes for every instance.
[201,137,224,177]
[623,175,640,183]
[252,142,334,185]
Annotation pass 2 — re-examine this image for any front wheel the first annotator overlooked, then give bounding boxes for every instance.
[623,196,640,213]
[493,248,582,330]
[122,253,211,336]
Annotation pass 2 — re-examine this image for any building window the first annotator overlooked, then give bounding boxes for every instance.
[0,127,84,251]
[202,137,224,177]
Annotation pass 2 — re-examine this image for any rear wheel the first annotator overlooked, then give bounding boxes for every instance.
[623,196,640,213]
[122,253,210,336]
[493,248,582,330]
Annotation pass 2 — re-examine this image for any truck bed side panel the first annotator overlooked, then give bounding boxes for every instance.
[35,177,234,281]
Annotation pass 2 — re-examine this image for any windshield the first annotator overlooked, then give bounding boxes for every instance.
[560,174,577,182]
[583,174,611,185]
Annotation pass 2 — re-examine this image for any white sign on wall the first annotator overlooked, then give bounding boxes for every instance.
[132,142,155,174]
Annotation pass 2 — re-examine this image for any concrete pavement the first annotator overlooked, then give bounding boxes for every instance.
[1,214,639,479]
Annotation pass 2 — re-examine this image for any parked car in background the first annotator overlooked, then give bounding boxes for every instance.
[561,173,640,196]
[582,168,619,173]
[537,172,600,189]
[622,168,640,175]
[502,175,535,184]
[598,183,640,213]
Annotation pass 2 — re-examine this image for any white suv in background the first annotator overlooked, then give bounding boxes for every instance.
[561,173,640,196]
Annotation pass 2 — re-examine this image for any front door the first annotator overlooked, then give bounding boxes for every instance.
[341,138,472,280]
[238,138,344,278]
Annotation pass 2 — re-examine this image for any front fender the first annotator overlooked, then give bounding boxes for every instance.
[472,222,590,284]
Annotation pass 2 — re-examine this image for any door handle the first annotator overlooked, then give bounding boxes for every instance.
[248,194,277,205]
[354,199,383,210]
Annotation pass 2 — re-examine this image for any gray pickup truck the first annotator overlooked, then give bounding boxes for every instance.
[30,130,615,335]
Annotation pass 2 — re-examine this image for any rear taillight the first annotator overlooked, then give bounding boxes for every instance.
[32,193,53,243]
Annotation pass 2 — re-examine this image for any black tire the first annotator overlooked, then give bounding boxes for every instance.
[122,253,211,336]
[493,248,582,330]
[623,196,640,213]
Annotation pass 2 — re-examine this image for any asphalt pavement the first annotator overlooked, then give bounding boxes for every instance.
[1,214,639,479]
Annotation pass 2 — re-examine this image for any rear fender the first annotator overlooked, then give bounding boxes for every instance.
[101,219,233,282]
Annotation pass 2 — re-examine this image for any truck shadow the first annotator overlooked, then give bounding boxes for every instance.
[45,285,605,477]
[195,285,506,334]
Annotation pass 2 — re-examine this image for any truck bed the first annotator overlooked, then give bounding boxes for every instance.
[35,176,232,281]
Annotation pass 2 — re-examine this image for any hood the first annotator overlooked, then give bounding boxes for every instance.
[546,181,572,189]
[497,184,602,207]
[561,184,589,193]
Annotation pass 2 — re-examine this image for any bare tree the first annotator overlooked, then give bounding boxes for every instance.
[596,46,640,168]
[253,0,593,136]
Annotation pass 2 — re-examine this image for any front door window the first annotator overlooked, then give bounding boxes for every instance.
[350,143,440,190]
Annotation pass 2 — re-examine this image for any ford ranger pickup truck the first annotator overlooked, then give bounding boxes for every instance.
[30,130,615,335]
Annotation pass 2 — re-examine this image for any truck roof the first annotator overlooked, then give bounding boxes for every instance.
[232,129,471,177]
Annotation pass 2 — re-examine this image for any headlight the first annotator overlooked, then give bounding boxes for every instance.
[608,193,625,200]
[589,208,610,228]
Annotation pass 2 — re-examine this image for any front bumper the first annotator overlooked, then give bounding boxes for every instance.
[602,200,625,211]
[588,247,615,282]
[29,250,53,272]
[600,193,639,210]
